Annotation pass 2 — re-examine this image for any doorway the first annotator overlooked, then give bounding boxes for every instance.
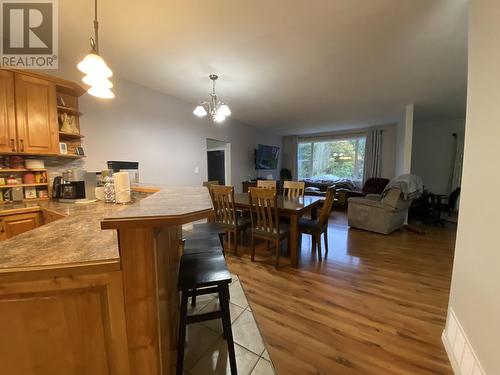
[206,139,231,185]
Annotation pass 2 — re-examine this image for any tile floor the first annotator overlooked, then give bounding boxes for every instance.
[183,274,275,375]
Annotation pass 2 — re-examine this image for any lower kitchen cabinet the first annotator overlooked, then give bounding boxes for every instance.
[0,212,42,240]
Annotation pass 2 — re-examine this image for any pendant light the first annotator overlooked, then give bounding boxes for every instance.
[77,0,114,99]
[193,74,231,123]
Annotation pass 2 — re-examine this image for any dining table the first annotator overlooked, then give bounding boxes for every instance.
[233,193,325,268]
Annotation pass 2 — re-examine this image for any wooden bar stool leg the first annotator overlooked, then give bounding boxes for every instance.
[176,291,189,375]
[220,284,238,375]
[191,288,197,307]
[324,229,328,254]
[251,234,256,262]
[317,233,322,261]
[275,239,280,270]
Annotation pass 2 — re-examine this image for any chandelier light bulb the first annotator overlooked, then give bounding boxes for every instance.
[218,104,231,117]
[193,105,208,117]
[214,112,226,123]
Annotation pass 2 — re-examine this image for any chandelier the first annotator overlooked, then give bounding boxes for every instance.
[77,0,115,99]
[193,74,231,123]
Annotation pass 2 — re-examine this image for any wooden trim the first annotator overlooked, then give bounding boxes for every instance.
[0,259,121,282]
[131,186,161,194]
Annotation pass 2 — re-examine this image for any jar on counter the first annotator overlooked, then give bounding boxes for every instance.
[23,173,35,184]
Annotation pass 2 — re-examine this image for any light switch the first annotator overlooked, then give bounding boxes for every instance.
[194,167,199,174]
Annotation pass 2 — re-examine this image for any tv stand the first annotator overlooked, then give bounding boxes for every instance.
[242,179,282,194]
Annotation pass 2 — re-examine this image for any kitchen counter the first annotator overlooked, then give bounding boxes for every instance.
[0,195,142,273]
[0,186,213,273]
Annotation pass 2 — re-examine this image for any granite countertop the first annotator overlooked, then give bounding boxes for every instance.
[0,186,213,273]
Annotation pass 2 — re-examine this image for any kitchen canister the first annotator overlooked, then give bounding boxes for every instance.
[113,171,131,204]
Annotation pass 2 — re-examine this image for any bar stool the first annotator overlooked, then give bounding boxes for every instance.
[176,252,237,375]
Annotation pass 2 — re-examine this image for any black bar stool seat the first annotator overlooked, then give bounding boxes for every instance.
[176,253,237,375]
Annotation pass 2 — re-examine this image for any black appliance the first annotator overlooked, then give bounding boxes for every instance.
[60,181,86,200]
[52,176,62,199]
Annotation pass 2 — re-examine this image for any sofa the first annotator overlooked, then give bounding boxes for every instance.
[336,177,390,200]
[347,188,412,234]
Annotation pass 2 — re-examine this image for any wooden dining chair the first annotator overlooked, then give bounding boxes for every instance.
[257,180,277,190]
[283,181,305,199]
[211,185,250,255]
[248,187,290,269]
[298,188,336,261]
[203,181,220,222]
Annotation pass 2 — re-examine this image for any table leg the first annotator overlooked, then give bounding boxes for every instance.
[290,214,299,268]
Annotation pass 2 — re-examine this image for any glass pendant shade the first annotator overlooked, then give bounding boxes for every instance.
[218,104,231,117]
[88,85,115,99]
[77,53,112,77]
[82,74,113,88]
[193,105,208,117]
[214,112,226,123]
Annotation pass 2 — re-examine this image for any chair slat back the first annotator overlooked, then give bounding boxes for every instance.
[257,180,277,190]
[318,188,336,227]
[283,181,305,199]
[211,185,237,226]
[248,187,280,235]
[203,180,220,188]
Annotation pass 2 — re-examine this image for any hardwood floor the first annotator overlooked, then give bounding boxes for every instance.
[225,211,456,375]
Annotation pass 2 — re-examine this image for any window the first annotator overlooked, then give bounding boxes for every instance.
[297,135,366,181]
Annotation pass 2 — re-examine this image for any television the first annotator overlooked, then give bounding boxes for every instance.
[255,144,280,170]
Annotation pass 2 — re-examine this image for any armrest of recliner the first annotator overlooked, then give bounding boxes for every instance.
[348,196,397,211]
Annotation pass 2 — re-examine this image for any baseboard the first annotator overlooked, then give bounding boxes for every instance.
[442,308,486,375]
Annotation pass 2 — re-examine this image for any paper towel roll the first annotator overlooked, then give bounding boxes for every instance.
[114,171,131,204]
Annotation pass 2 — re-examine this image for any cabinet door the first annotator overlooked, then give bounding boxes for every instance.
[15,73,59,154]
[1,212,41,239]
[0,70,17,153]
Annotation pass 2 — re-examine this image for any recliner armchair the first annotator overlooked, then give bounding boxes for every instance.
[347,188,412,234]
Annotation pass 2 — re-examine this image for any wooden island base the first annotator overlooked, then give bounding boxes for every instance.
[0,186,214,375]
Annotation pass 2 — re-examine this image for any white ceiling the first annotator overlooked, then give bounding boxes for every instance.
[59,0,468,135]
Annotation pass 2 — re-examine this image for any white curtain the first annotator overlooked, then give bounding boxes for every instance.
[363,129,383,181]
[282,135,298,180]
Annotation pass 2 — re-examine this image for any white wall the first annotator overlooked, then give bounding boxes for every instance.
[47,63,281,192]
[443,1,500,374]
[395,104,414,176]
[411,119,465,194]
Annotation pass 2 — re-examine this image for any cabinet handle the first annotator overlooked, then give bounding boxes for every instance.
[20,139,24,152]
[10,138,15,152]
[0,221,4,233]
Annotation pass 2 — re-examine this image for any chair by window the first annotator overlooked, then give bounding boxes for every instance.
[257,180,277,190]
[299,188,336,260]
[283,181,305,199]
[211,185,250,255]
[248,187,289,269]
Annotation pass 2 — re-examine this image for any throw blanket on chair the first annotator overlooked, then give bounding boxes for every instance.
[382,174,423,200]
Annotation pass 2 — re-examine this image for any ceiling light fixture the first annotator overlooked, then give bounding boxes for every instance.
[77,0,115,99]
[193,74,231,123]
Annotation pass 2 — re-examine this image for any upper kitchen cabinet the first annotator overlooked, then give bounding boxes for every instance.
[14,73,59,155]
[0,71,17,153]
[0,69,86,157]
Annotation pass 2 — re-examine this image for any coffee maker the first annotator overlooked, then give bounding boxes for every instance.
[53,169,86,202]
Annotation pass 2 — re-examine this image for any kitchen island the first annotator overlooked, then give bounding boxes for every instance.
[0,186,213,375]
